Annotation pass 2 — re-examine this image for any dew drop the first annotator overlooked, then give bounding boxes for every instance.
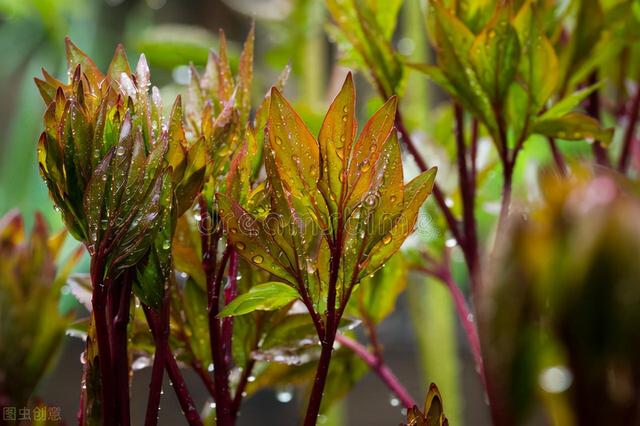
[276,388,294,403]
[162,240,171,250]
[389,396,400,407]
[275,136,283,146]
[252,255,264,264]
[236,242,246,250]
[382,234,392,245]
[539,365,573,393]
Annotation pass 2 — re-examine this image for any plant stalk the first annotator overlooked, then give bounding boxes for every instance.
[618,81,640,173]
[303,333,336,426]
[454,105,480,292]
[144,294,170,426]
[395,111,463,245]
[547,137,568,176]
[89,255,116,426]
[418,266,484,387]
[207,244,233,426]
[164,345,204,426]
[111,275,132,426]
[231,359,256,417]
[335,334,416,409]
[222,249,239,365]
[586,72,610,167]
[145,306,203,426]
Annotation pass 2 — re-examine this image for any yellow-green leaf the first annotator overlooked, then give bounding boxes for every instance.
[218,282,299,317]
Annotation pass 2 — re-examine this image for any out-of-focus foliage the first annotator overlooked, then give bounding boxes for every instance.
[0,210,81,408]
[414,1,613,150]
[326,0,404,97]
[481,167,640,425]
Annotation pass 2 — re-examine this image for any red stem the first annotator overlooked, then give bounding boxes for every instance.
[395,111,463,245]
[418,266,485,388]
[164,346,204,426]
[335,334,416,409]
[145,306,203,426]
[454,105,480,292]
[618,82,640,173]
[303,333,336,426]
[89,256,116,426]
[222,249,239,365]
[498,161,513,230]
[111,276,132,426]
[144,296,170,426]
[586,72,610,167]
[207,243,233,426]
[199,196,233,426]
[547,137,568,176]
[231,359,256,417]
[191,361,217,398]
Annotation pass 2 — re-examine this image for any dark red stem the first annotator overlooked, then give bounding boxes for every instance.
[395,110,463,245]
[199,195,233,426]
[89,256,116,426]
[222,249,239,365]
[144,295,170,426]
[205,238,233,426]
[335,334,416,409]
[111,275,132,426]
[547,137,568,176]
[231,359,256,417]
[618,82,640,173]
[145,306,203,426]
[303,333,336,426]
[586,72,610,167]
[164,346,204,426]
[454,105,480,292]
[418,265,485,387]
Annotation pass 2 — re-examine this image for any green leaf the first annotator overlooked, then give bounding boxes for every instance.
[218,282,300,317]
[533,112,614,145]
[430,2,498,139]
[355,252,407,324]
[470,8,521,104]
[346,95,397,213]
[326,0,403,97]
[539,82,602,121]
[216,193,298,284]
[268,87,329,231]
[361,167,437,278]
[318,72,357,228]
[237,24,255,124]
[65,37,103,89]
[513,1,559,112]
